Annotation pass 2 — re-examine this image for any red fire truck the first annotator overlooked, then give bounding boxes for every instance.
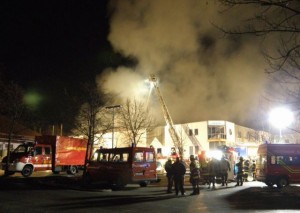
[256,143,300,188]
[86,146,157,189]
[1,135,87,177]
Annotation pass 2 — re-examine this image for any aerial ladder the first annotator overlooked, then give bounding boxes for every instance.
[148,74,182,156]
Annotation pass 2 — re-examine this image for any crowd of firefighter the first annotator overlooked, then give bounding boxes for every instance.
[163,149,256,196]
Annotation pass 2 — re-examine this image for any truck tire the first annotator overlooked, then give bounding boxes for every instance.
[67,166,77,175]
[266,182,274,187]
[111,177,126,190]
[21,165,33,177]
[277,177,288,188]
[139,181,149,187]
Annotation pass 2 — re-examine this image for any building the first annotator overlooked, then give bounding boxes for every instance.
[97,120,272,160]
[146,120,271,160]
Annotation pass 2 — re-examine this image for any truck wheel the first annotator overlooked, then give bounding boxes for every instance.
[111,178,126,190]
[277,177,288,188]
[67,166,77,175]
[139,181,149,187]
[21,165,33,177]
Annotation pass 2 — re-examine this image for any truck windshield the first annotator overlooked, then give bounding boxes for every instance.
[258,154,267,169]
[13,143,34,154]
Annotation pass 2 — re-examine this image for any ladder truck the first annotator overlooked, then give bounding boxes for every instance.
[149,74,182,158]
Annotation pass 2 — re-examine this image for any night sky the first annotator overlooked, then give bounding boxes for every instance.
[1,1,113,84]
[0,1,127,132]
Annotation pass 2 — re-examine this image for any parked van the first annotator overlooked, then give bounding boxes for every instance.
[86,146,157,189]
[256,143,300,188]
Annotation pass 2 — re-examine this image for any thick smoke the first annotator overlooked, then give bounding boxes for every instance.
[97,0,268,129]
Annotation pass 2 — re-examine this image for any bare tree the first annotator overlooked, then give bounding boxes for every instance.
[118,98,155,146]
[217,0,300,122]
[0,80,26,175]
[72,82,111,180]
[175,126,188,158]
[218,1,300,75]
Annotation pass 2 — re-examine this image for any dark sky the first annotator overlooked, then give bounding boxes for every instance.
[1,0,112,86]
[0,0,126,132]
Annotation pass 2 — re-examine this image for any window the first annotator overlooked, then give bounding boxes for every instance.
[195,146,199,154]
[134,152,144,162]
[45,147,51,155]
[157,148,162,154]
[145,152,154,162]
[35,147,43,155]
[271,156,276,164]
[14,145,26,153]
[238,131,242,138]
[208,126,226,139]
[271,155,300,166]
[112,154,121,162]
[189,129,193,136]
[257,155,267,169]
[194,129,198,135]
[122,153,129,162]
[91,152,99,161]
[247,132,251,140]
[189,146,193,156]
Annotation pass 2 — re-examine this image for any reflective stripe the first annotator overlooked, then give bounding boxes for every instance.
[33,164,51,168]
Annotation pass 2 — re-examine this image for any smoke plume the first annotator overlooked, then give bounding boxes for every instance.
[97,0,268,129]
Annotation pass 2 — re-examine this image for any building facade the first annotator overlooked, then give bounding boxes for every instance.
[146,120,272,160]
[97,120,272,160]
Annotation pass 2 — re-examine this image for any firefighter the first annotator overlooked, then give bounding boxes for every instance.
[220,155,231,186]
[243,159,250,182]
[164,158,174,193]
[251,160,256,181]
[199,152,209,185]
[172,157,186,196]
[207,157,219,189]
[189,155,200,195]
[235,157,244,186]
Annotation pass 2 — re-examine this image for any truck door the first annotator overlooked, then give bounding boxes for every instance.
[132,150,156,181]
[32,145,52,171]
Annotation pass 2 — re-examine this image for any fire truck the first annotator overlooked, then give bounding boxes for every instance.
[256,143,300,188]
[86,146,157,189]
[1,135,87,177]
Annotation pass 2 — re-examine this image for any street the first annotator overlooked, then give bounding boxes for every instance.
[0,171,300,213]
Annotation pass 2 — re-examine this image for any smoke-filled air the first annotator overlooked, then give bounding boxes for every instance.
[97,0,268,129]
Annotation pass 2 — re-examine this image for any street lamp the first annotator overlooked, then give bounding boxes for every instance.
[106,105,122,148]
[269,107,294,142]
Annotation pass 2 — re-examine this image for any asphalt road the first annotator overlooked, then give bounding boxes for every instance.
[0,171,300,213]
